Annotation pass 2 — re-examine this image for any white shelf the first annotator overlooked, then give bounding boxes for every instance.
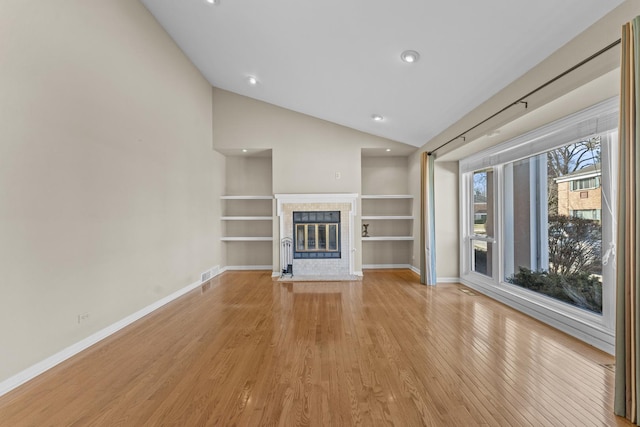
[220,195,273,200]
[221,216,273,221]
[362,236,414,241]
[361,194,414,199]
[362,215,413,220]
[221,196,273,244]
[221,237,273,242]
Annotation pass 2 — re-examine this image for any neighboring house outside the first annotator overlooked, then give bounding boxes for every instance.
[555,164,602,222]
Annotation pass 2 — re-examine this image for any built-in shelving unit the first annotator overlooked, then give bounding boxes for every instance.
[220,196,274,240]
[361,155,415,269]
[220,153,273,270]
[361,195,414,242]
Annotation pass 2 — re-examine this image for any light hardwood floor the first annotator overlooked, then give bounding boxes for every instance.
[0,270,631,426]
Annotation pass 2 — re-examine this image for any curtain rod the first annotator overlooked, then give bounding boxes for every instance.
[427,38,622,156]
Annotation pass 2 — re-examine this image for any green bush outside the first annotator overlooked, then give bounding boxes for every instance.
[506,214,602,313]
[506,267,602,314]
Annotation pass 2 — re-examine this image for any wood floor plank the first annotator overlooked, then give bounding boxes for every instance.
[0,270,633,426]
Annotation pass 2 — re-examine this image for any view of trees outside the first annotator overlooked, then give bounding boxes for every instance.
[472,137,603,313]
[472,170,492,277]
[508,137,603,313]
[547,137,601,214]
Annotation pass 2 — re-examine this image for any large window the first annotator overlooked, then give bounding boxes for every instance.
[502,139,603,313]
[459,98,618,351]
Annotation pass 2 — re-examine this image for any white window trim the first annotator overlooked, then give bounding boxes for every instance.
[460,98,618,173]
[459,97,618,354]
[557,173,601,184]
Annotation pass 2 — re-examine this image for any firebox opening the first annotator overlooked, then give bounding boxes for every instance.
[293,211,341,259]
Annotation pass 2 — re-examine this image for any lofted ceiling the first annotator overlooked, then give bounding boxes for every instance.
[140,0,624,149]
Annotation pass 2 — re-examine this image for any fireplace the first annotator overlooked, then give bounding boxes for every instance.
[293,211,341,259]
[275,193,359,277]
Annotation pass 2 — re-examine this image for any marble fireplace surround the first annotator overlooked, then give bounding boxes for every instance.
[275,193,359,279]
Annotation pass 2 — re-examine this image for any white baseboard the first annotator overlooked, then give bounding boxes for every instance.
[0,265,222,398]
[362,264,413,270]
[223,265,272,271]
[410,266,420,276]
[437,277,461,284]
[353,270,363,277]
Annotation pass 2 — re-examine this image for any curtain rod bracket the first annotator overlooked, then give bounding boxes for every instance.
[520,101,529,109]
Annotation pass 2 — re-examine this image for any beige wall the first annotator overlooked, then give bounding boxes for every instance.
[433,162,460,279]
[0,0,220,382]
[361,157,409,194]
[225,156,273,196]
[212,151,227,268]
[212,89,407,194]
[409,159,459,279]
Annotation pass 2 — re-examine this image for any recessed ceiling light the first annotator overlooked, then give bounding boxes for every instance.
[401,50,420,63]
[371,114,384,122]
[242,149,248,153]
[205,0,219,4]
[247,76,258,86]
[386,148,391,152]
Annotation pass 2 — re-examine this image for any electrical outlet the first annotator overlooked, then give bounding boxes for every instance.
[335,172,341,180]
[77,312,90,324]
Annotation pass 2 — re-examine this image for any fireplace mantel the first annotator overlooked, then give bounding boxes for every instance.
[275,193,358,216]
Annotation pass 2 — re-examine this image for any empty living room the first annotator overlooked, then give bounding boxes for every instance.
[2,0,640,425]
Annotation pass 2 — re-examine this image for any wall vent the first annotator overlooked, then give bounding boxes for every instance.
[599,363,615,372]
[201,270,212,283]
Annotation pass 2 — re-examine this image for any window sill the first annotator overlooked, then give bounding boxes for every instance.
[460,274,614,354]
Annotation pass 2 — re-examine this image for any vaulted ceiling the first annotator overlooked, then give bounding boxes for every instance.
[140,0,624,148]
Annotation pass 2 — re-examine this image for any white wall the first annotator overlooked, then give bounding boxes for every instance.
[0,0,220,382]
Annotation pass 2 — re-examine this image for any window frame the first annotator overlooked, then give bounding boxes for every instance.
[458,97,618,353]
[571,176,600,191]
